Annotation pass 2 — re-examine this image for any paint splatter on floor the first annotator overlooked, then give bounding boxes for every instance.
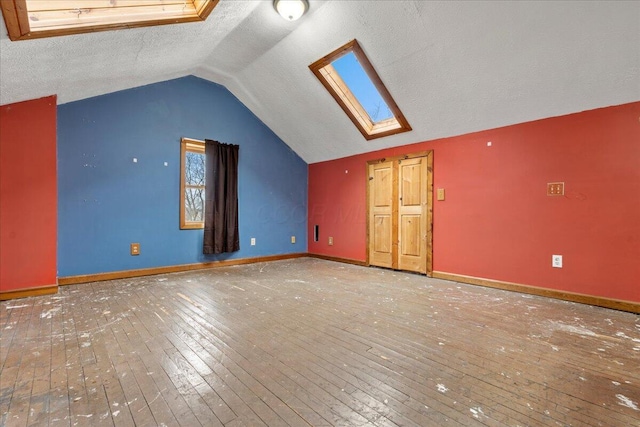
[547,321,596,336]
[470,407,485,419]
[40,306,61,319]
[616,394,639,411]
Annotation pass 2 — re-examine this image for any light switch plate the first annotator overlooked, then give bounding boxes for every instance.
[547,182,564,196]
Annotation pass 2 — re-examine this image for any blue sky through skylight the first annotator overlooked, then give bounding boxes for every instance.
[332,52,394,123]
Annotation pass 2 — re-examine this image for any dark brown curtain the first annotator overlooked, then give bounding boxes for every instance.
[203,140,240,254]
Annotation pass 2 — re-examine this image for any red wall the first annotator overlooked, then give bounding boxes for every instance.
[0,96,57,293]
[309,102,640,303]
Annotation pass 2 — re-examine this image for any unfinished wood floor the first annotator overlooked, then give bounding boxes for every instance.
[1,258,639,427]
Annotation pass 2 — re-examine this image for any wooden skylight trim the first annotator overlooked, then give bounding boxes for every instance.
[0,0,218,41]
[309,39,411,141]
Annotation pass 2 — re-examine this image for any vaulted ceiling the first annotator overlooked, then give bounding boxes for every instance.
[1,1,638,163]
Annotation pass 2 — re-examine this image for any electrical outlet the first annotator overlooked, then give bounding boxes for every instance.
[328,237,333,246]
[130,243,140,256]
[250,238,256,246]
[291,236,296,244]
[552,255,563,268]
[437,188,445,201]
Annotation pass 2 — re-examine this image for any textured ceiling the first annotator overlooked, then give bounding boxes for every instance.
[1,1,638,163]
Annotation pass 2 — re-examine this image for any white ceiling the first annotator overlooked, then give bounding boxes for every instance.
[1,1,638,163]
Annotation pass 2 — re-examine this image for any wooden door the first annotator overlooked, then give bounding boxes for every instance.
[367,152,432,274]
[397,157,428,273]
[368,160,396,269]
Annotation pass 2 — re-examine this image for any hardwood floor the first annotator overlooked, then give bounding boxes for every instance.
[1,258,639,426]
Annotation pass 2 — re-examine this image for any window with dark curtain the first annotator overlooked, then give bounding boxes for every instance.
[203,140,240,254]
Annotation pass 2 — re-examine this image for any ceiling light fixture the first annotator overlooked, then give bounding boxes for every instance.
[274,0,309,21]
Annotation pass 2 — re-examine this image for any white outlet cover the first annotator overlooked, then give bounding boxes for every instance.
[250,238,256,246]
[552,255,563,268]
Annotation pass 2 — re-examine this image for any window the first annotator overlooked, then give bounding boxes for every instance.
[309,39,411,140]
[180,137,205,229]
[0,0,219,41]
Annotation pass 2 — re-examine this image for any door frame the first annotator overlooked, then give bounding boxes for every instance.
[366,150,434,275]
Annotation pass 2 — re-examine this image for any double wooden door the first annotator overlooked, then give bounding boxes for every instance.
[367,152,433,274]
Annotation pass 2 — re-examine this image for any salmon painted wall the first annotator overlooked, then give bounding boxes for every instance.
[309,102,640,303]
[0,96,58,293]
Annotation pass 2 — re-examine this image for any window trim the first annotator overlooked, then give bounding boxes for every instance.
[0,0,219,41]
[309,39,412,141]
[180,137,205,230]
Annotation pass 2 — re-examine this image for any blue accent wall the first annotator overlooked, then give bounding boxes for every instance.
[57,76,307,276]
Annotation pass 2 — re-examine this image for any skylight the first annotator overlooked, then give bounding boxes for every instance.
[332,52,394,122]
[309,40,411,140]
[0,0,218,41]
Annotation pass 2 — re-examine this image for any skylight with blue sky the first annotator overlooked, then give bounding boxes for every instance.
[332,52,394,123]
[309,40,411,140]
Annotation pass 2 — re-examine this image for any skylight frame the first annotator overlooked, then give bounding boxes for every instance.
[309,39,412,141]
[0,0,219,41]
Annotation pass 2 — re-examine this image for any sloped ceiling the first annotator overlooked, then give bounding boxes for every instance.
[1,1,638,163]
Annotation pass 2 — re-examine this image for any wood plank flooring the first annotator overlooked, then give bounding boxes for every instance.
[1,258,639,426]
